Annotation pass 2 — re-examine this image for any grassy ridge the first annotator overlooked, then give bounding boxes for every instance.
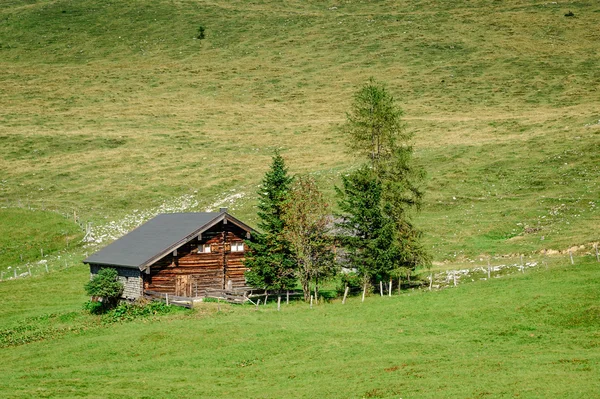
[1,0,598,261]
[0,259,598,398]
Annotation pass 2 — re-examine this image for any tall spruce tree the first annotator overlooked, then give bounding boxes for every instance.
[244,152,296,292]
[336,166,401,286]
[337,78,430,287]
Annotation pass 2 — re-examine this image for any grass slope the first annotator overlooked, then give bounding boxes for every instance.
[0,208,82,272]
[0,0,598,261]
[0,259,599,398]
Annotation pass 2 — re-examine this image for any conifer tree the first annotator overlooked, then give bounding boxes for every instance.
[244,152,296,292]
[337,79,430,287]
[336,166,401,286]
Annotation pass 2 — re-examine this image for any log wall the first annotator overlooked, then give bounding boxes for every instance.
[144,222,249,296]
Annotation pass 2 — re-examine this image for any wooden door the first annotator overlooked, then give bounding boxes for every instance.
[175,275,191,297]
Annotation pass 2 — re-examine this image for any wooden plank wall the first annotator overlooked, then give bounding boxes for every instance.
[144,222,249,296]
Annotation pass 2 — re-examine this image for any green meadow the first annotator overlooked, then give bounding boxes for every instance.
[0,0,599,397]
[1,258,599,398]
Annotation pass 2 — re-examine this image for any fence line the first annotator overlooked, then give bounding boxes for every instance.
[1,250,598,294]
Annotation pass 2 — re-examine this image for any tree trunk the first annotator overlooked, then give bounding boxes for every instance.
[302,280,310,302]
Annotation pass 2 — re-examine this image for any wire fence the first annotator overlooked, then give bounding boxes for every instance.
[2,240,598,297]
[0,250,85,282]
[419,247,599,291]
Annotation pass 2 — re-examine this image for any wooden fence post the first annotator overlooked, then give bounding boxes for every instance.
[389,279,392,297]
[310,295,313,309]
[255,299,260,310]
[40,248,43,258]
[45,264,49,273]
[429,273,433,291]
[277,296,281,311]
[165,293,169,306]
[14,268,17,279]
[28,267,31,277]
[342,286,349,304]
[362,284,366,303]
[286,290,289,305]
[569,250,574,265]
[379,281,383,297]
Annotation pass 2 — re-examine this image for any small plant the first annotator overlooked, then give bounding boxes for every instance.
[102,301,173,323]
[83,300,104,315]
[84,268,124,313]
[197,25,206,39]
[337,271,362,295]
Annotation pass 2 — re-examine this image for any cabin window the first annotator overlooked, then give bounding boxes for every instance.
[198,244,211,253]
[231,242,245,252]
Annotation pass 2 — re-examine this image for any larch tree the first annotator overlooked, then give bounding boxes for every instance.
[337,78,430,288]
[244,152,296,293]
[282,175,335,302]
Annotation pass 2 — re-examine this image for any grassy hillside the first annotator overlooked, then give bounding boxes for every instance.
[1,0,598,262]
[1,2,598,397]
[0,208,82,272]
[1,258,599,398]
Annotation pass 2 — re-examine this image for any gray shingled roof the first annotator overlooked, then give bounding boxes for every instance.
[83,212,253,270]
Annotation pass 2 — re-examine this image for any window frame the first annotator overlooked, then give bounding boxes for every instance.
[230,241,245,253]
[198,243,211,254]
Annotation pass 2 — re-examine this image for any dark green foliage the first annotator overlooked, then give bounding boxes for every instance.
[197,25,206,39]
[83,268,123,311]
[336,167,403,284]
[244,152,296,292]
[102,301,172,323]
[337,271,362,295]
[83,300,104,315]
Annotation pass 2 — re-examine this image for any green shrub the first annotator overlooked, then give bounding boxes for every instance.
[102,301,173,323]
[84,268,124,312]
[337,272,363,295]
[197,25,206,39]
[83,300,104,315]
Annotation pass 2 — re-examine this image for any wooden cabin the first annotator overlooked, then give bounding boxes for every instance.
[83,209,255,300]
